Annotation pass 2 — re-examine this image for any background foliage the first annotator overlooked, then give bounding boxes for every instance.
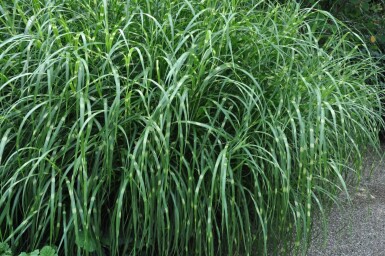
[303,0,385,54]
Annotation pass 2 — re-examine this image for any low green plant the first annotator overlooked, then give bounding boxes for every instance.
[0,0,382,255]
[0,243,57,256]
[0,242,12,256]
[19,246,57,256]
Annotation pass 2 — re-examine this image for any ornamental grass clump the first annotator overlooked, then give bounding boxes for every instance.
[0,0,382,255]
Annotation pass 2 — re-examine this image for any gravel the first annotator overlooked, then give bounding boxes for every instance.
[307,145,385,256]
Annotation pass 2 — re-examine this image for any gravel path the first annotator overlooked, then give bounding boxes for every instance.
[307,146,385,256]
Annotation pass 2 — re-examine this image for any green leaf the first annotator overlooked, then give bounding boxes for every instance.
[29,251,40,256]
[39,246,57,256]
[76,231,97,252]
[0,242,12,256]
[361,2,369,12]
[18,250,39,256]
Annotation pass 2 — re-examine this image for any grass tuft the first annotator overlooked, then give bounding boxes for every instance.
[0,0,383,255]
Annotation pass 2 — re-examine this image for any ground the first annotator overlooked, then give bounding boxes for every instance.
[308,144,385,255]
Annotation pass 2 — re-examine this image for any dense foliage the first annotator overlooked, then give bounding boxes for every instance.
[304,0,385,54]
[0,0,382,255]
